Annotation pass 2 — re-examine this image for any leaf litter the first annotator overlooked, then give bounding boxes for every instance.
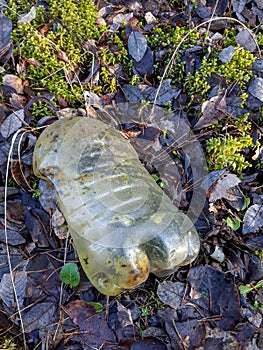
[0,0,262,349]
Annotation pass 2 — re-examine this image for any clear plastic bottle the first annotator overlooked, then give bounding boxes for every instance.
[33,117,200,295]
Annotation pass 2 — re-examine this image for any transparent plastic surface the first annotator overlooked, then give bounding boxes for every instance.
[33,117,200,295]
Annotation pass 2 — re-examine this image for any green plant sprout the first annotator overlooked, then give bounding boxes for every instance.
[226,217,241,230]
[141,305,152,317]
[239,279,263,296]
[59,262,80,288]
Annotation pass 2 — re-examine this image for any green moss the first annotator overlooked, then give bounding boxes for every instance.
[146,25,199,51]
[97,23,200,88]
[168,0,185,9]
[5,0,103,104]
[29,99,58,119]
[99,66,117,93]
[257,32,263,46]
[0,334,22,349]
[185,56,218,96]
[219,48,256,87]
[145,24,199,83]
[98,27,131,92]
[185,48,256,98]
[224,27,237,47]
[206,114,259,174]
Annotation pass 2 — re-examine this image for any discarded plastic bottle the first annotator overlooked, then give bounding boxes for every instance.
[33,117,200,295]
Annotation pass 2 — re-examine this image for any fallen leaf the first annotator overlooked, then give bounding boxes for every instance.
[128,31,148,62]
[242,204,263,234]
[112,13,133,26]
[212,0,229,15]
[255,0,263,9]
[9,94,27,109]
[122,85,143,103]
[18,5,37,24]
[235,29,257,52]
[25,208,51,247]
[157,281,186,309]
[248,77,263,102]
[204,170,241,202]
[132,46,154,76]
[0,1,8,10]
[130,338,166,350]
[0,12,12,63]
[158,307,205,349]
[0,271,27,308]
[187,265,242,331]
[245,236,263,251]
[65,300,116,348]
[0,246,25,279]
[108,301,138,342]
[2,74,24,94]
[23,301,56,333]
[5,199,26,224]
[38,179,57,212]
[210,245,225,263]
[143,79,181,105]
[194,95,226,130]
[232,0,247,14]
[219,46,236,63]
[0,228,26,245]
[253,59,263,72]
[199,325,241,349]
[10,159,30,189]
[0,109,25,138]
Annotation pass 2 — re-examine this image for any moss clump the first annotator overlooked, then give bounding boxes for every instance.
[5,0,103,104]
[185,56,218,96]
[146,24,199,83]
[206,114,260,174]
[218,48,256,87]
[186,48,256,98]
[146,25,199,51]
[99,30,131,93]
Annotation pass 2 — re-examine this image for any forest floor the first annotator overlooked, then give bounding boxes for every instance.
[0,0,262,349]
